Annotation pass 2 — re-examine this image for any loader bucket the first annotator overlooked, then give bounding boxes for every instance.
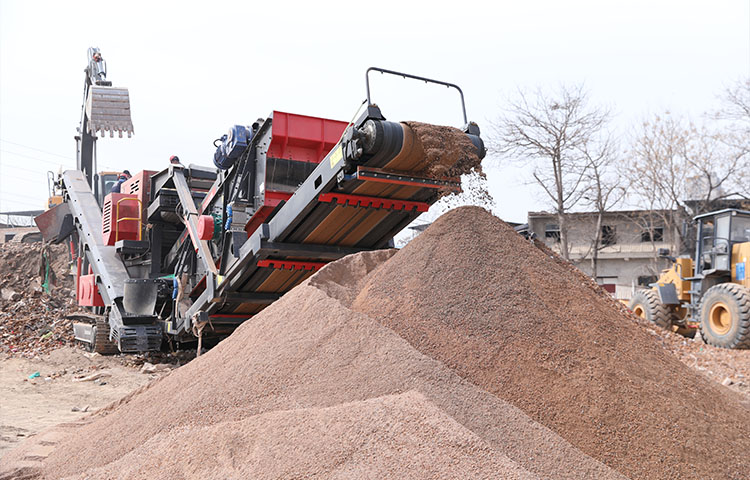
[86,86,134,138]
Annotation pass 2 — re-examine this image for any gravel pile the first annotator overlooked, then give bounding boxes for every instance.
[351,206,750,479]
[2,207,748,479]
[1,244,621,479]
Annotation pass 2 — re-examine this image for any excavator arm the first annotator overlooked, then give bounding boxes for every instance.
[75,47,134,191]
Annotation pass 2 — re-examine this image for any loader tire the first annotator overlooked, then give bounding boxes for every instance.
[699,283,750,349]
[91,317,120,355]
[628,289,671,329]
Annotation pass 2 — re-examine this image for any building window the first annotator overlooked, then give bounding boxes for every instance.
[544,224,560,242]
[637,275,657,286]
[641,227,664,242]
[601,225,616,246]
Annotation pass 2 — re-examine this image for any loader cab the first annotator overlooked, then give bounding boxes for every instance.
[694,209,750,278]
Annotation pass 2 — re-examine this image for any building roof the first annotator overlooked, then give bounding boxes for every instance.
[528,209,677,219]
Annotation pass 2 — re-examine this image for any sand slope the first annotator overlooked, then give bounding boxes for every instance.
[4,207,747,479]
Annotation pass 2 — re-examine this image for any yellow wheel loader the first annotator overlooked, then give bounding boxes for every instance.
[629,208,750,349]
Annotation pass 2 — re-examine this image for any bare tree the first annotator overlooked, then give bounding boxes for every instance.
[580,136,625,279]
[626,111,750,255]
[492,85,611,260]
[716,79,750,127]
[682,123,749,213]
[713,78,750,187]
[626,113,691,253]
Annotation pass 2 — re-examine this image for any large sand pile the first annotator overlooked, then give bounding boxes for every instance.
[2,207,748,479]
[351,207,750,479]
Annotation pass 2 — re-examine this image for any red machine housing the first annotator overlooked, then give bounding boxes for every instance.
[244,111,348,236]
[122,170,156,238]
[122,170,157,206]
[267,111,347,163]
[102,193,141,246]
[77,262,104,307]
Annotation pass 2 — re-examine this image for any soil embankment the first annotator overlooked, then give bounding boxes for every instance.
[2,207,748,479]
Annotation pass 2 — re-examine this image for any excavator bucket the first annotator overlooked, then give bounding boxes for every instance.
[86,86,134,138]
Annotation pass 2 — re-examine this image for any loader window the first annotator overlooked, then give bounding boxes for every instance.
[730,215,750,243]
[715,214,730,248]
[701,220,714,244]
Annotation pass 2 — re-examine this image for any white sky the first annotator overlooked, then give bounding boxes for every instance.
[1,0,748,223]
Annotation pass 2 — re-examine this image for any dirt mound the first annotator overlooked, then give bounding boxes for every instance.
[3,207,748,479]
[351,206,750,479]
[60,391,540,480]
[0,251,622,480]
[0,243,78,357]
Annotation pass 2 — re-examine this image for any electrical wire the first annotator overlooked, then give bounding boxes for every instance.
[0,191,45,203]
[2,163,48,175]
[0,149,72,166]
[0,139,74,160]
[0,172,41,183]
[0,198,40,209]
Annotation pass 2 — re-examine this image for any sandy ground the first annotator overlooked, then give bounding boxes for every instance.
[0,348,154,458]
[1,327,747,470]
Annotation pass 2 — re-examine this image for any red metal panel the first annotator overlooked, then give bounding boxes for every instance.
[267,111,348,163]
[121,170,157,205]
[257,259,327,272]
[121,170,156,240]
[102,193,141,245]
[243,190,293,237]
[318,193,430,213]
[77,273,105,307]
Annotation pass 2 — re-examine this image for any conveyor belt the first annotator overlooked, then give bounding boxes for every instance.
[204,121,474,318]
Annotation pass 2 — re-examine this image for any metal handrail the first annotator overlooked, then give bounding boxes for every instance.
[115,197,143,242]
[365,67,468,125]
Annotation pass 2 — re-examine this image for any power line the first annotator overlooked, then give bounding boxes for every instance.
[0,138,74,160]
[0,173,41,184]
[0,198,41,209]
[0,188,45,201]
[0,149,73,166]
[3,163,50,176]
